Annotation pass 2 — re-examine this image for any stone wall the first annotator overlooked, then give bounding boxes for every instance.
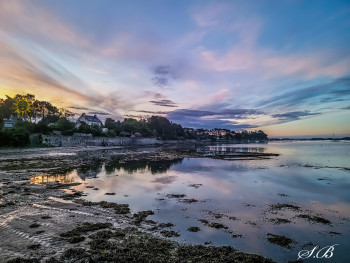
[41,135,197,147]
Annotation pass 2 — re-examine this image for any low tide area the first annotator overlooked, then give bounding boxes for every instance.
[1,141,349,262]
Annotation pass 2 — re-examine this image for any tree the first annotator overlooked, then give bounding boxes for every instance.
[147,116,184,139]
[57,117,75,131]
[33,100,59,120]
[0,96,15,120]
[59,107,75,118]
[105,118,121,135]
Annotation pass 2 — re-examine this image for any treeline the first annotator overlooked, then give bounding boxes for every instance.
[0,93,269,147]
[104,116,186,139]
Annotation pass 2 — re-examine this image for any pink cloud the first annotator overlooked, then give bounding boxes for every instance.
[200,45,350,79]
[200,49,256,72]
[192,3,230,27]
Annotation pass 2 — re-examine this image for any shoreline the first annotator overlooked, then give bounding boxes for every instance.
[1,144,348,262]
[0,145,278,182]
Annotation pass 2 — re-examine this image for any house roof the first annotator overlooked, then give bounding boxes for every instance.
[85,115,101,122]
[79,114,102,123]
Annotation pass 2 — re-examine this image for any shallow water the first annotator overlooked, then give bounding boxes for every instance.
[31,141,350,262]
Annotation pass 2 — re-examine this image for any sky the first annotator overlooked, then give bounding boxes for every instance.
[0,0,349,137]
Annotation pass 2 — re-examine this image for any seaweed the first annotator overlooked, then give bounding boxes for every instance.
[187,226,200,232]
[297,214,331,225]
[267,233,296,249]
[160,230,180,237]
[133,210,155,225]
[269,218,292,225]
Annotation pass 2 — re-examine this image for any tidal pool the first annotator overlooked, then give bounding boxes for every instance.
[31,141,350,262]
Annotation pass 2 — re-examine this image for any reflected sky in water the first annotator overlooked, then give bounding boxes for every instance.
[32,141,350,262]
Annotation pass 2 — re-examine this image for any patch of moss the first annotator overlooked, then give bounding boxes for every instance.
[297,214,331,225]
[188,184,203,188]
[99,201,130,214]
[62,191,84,200]
[267,233,296,249]
[61,222,112,237]
[187,226,200,232]
[27,244,41,250]
[329,231,342,236]
[160,230,180,237]
[269,203,300,211]
[61,248,91,262]
[6,258,40,263]
[89,230,115,240]
[60,222,112,243]
[133,210,155,225]
[179,198,198,203]
[158,222,175,228]
[198,219,228,229]
[166,194,186,198]
[67,235,86,243]
[269,218,292,225]
[43,258,60,263]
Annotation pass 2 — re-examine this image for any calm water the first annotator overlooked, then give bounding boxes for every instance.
[31,141,350,262]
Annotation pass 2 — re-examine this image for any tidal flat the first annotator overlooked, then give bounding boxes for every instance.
[0,141,349,262]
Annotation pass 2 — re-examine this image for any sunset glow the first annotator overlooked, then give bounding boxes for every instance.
[1,0,349,137]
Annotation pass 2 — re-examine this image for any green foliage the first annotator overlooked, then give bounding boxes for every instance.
[0,127,30,147]
[33,120,53,134]
[148,116,179,139]
[106,130,116,137]
[105,118,121,135]
[78,123,105,137]
[57,117,75,131]
[0,96,15,120]
[15,121,36,133]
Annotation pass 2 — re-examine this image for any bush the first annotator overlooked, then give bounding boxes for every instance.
[0,128,30,147]
[106,130,116,137]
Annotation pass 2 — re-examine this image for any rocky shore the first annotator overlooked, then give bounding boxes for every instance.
[0,146,281,262]
[0,180,275,262]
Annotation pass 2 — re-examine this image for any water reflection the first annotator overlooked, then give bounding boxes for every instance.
[30,174,75,184]
[28,141,350,262]
[77,162,103,180]
[206,145,266,153]
[30,158,184,185]
[105,158,183,174]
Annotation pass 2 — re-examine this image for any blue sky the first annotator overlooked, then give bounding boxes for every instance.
[0,0,349,136]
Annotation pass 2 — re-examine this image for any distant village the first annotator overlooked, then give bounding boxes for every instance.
[0,94,268,147]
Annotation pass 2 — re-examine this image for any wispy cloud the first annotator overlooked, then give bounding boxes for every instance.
[88,111,111,116]
[258,77,350,108]
[1,0,349,135]
[149,99,177,108]
[135,110,168,115]
[192,3,230,27]
[166,107,262,129]
[272,111,320,121]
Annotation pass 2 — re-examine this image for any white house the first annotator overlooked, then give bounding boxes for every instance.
[76,113,103,127]
[3,118,17,128]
